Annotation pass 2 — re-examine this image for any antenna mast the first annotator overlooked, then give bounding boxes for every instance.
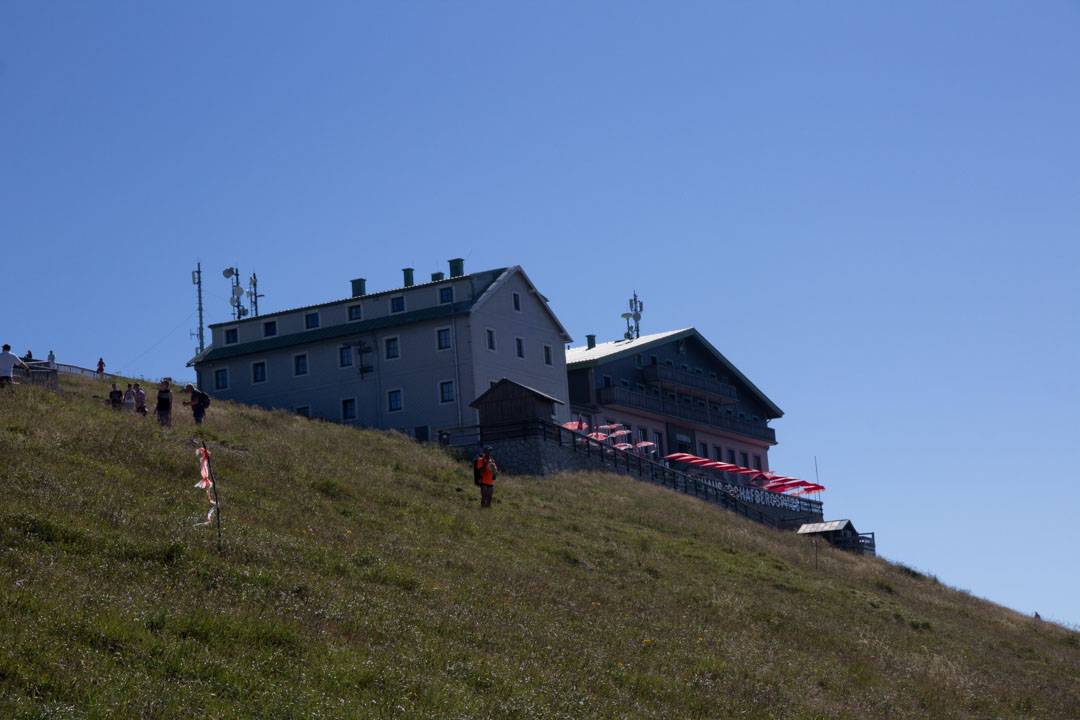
[223,266,248,321]
[621,291,644,340]
[191,262,206,353]
[247,272,264,317]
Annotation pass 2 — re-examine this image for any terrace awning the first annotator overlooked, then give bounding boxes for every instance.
[663,452,825,493]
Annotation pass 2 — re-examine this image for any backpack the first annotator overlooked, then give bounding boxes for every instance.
[195,391,210,409]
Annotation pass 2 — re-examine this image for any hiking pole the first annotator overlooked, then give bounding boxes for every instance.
[202,441,223,553]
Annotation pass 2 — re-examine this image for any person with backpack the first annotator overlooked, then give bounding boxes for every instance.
[183,384,211,424]
[472,446,498,509]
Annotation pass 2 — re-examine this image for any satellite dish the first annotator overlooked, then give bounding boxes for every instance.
[621,312,633,320]
[231,285,244,298]
[223,267,235,279]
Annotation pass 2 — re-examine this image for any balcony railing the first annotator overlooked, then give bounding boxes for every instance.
[597,386,776,442]
[642,365,737,401]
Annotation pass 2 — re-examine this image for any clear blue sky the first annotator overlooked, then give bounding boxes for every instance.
[4,2,1078,625]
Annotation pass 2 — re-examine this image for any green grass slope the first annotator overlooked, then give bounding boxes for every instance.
[1,377,1078,719]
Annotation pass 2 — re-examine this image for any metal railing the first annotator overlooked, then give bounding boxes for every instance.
[642,365,738,401]
[597,386,777,442]
[443,420,820,529]
[12,363,60,390]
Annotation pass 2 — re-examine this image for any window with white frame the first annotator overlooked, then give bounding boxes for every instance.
[389,296,405,314]
[384,336,400,360]
[485,328,496,351]
[436,327,452,351]
[224,328,238,345]
[262,320,277,338]
[304,312,320,329]
[347,305,363,321]
[438,286,453,304]
[339,345,353,368]
[543,344,553,366]
[293,353,308,376]
[213,368,229,390]
[341,398,357,421]
[439,380,455,403]
[387,389,403,413]
[251,361,267,384]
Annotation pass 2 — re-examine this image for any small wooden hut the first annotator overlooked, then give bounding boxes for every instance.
[469,378,564,428]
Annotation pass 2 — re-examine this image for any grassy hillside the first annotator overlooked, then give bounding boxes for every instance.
[1,377,1078,719]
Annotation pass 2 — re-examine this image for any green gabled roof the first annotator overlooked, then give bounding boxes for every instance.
[191,301,473,365]
[208,268,507,329]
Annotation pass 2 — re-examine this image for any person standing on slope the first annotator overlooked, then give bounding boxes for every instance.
[96,358,106,379]
[473,446,499,509]
[155,379,173,427]
[108,382,124,410]
[182,384,211,425]
[0,343,29,389]
[133,383,148,416]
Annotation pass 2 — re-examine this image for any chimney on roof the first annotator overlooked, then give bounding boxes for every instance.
[586,334,596,350]
[431,271,445,282]
[351,278,367,297]
[449,258,465,278]
[402,267,415,287]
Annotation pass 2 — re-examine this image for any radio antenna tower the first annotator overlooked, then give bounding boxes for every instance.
[223,266,248,321]
[621,291,644,340]
[191,262,206,353]
[247,272,264,317]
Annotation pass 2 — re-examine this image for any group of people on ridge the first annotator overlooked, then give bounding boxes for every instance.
[6,339,502,507]
[108,379,211,427]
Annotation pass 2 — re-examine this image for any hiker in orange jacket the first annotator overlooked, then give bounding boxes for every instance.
[473,446,498,508]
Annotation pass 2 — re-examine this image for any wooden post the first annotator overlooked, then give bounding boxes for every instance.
[202,441,223,553]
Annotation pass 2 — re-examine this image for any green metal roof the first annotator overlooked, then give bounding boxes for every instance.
[208,268,506,329]
[192,301,473,365]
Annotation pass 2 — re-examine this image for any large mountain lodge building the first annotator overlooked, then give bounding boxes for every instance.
[565,328,782,470]
[189,261,572,440]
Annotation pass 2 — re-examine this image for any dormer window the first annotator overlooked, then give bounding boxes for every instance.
[224,328,238,345]
[390,296,406,314]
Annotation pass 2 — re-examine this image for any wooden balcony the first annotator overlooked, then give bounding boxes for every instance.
[642,365,738,402]
[597,386,776,443]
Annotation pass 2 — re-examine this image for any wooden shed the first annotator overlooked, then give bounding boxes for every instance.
[469,378,565,428]
[797,519,876,555]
